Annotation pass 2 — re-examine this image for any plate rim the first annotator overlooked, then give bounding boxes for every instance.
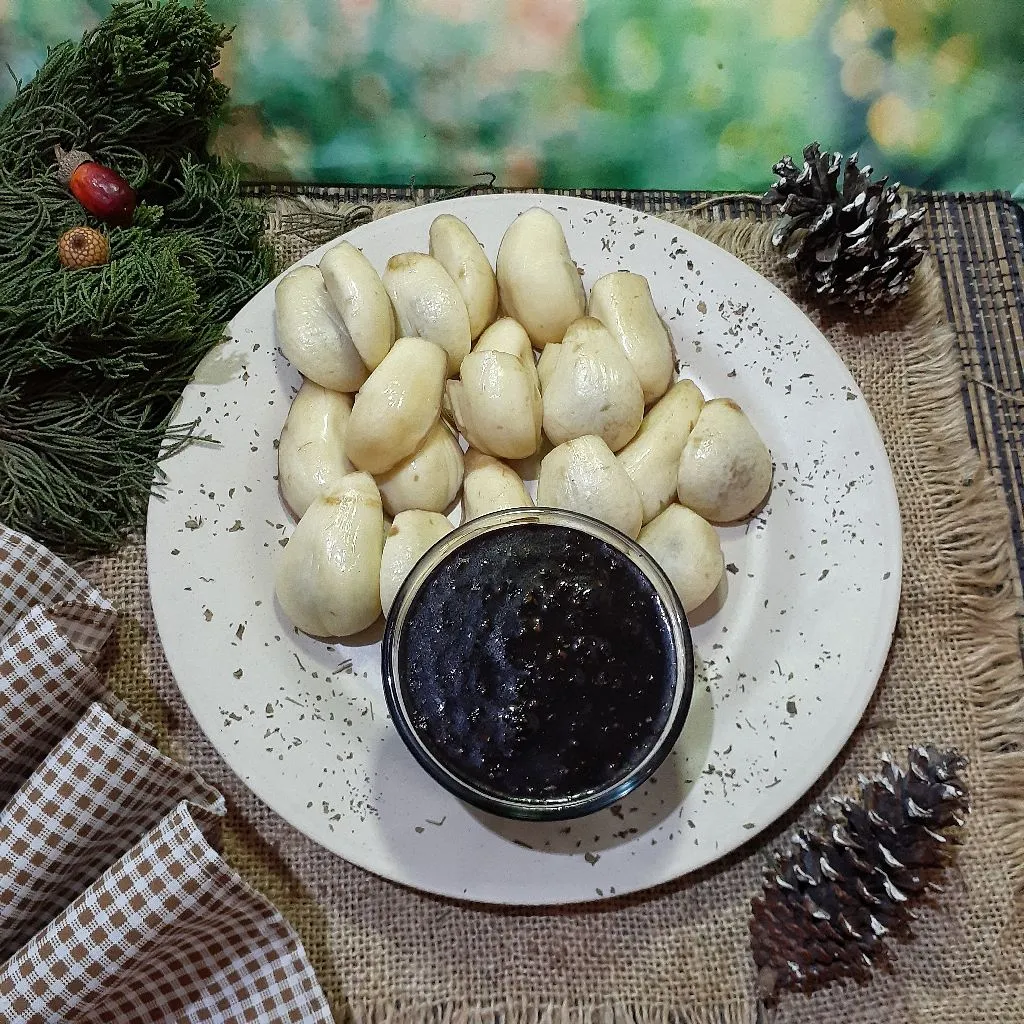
[146,192,902,905]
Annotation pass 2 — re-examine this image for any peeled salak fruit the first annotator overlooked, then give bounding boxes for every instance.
[345,337,448,475]
[537,434,643,539]
[474,317,534,362]
[639,505,724,613]
[677,398,773,522]
[540,317,644,452]
[588,271,675,405]
[447,345,542,460]
[379,510,454,616]
[617,379,705,524]
[318,241,396,371]
[275,472,385,637]
[274,266,369,392]
[428,214,498,340]
[375,420,464,517]
[278,380,353,518]
[383,252,472,376]
[461,449,533,520]
[496,207,586,349]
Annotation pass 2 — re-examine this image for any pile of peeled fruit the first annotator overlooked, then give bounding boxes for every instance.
[273,207,773,638]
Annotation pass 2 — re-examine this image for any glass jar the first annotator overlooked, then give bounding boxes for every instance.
[382,507,695,821]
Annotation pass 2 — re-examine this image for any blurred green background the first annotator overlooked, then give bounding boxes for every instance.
[2,0,1021,193]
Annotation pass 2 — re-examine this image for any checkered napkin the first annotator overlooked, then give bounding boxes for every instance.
[0,525,333,1023]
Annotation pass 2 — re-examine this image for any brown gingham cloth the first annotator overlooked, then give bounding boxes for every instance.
[0,524,333,1023]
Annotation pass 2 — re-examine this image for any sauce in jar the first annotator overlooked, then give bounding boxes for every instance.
[397,523,677,802]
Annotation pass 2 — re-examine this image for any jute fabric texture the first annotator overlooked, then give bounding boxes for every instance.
[78,191,1024,1023]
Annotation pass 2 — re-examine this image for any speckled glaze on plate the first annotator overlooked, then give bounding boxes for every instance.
[146,194,902,906]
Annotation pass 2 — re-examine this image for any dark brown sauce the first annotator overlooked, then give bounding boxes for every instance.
[398,524,675,802]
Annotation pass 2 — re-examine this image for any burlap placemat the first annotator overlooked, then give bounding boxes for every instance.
[79,194,1024,1023]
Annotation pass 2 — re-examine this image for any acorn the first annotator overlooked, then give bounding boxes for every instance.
[54,144,136,227]
[58,227,110,269]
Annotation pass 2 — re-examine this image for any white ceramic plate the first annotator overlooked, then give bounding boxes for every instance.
[147,194,901,905]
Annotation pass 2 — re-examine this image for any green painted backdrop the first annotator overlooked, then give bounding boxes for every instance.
[2,0,1021,192]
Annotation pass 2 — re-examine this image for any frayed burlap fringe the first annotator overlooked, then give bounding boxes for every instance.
[896,262,1024,890]
[340,1000,761,1024]
[265,196,417,272]
[660,214,776,264]
[267,195,415,235]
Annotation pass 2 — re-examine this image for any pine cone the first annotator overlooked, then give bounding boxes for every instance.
[763,142,926,312]
[750,746,969,1001]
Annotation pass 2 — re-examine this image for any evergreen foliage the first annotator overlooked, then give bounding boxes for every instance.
[0,0,271,553]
